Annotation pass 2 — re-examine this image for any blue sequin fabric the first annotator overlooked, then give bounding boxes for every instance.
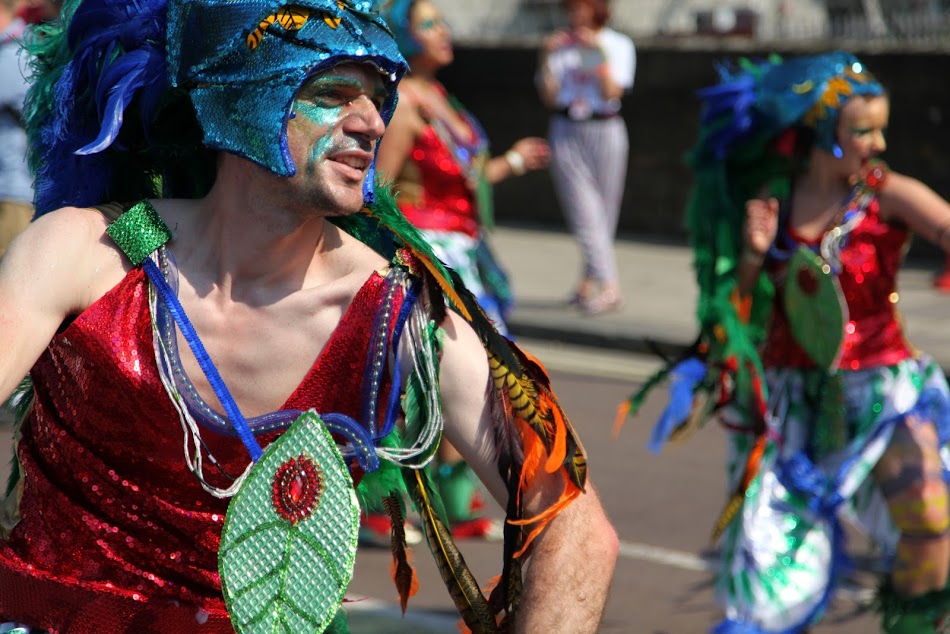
[696,51,884,161]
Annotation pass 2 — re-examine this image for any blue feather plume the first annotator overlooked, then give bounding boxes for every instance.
[28,0,170,214]
[647,357,706,454]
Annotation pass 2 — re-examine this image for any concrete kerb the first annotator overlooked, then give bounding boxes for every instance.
[508,320,691,360]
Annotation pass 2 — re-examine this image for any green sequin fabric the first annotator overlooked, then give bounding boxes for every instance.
[219,411,360,633]
[105,201,172,265]
[783,246,848,371]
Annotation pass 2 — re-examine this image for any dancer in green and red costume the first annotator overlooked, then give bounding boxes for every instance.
[0,0,617,631]
[618,51,950,633]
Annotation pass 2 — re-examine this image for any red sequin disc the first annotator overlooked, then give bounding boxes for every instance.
[271,455,323,525]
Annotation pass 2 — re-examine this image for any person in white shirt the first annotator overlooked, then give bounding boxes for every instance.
[538,0,634,314]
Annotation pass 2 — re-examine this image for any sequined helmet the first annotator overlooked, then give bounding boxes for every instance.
[166,0,408,177]
[696,51,885,162]
[25,0,407,214]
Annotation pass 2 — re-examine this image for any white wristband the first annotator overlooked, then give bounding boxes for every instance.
[505,149,526,176]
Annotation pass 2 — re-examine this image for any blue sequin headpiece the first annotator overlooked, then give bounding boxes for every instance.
[696,51,884,162]
[26,0,408,214]
[379,0,420,58]
[167,0,408,177]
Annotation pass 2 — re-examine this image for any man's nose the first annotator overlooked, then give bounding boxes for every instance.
[344,95,386,141]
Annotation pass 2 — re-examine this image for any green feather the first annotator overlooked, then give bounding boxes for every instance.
[356,428,408,513]
[4,376,33,499]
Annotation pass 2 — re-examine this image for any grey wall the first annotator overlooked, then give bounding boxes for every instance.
[440,45,950,261]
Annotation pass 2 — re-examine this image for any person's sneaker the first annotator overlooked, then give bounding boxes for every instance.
[449,516,504,541]
[358,513,423,548]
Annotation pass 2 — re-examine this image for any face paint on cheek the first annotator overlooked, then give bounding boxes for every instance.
[305,131,339,177]
[293,101,346,177]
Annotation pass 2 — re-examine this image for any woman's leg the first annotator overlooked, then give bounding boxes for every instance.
[549,118,608,302]
[874,415,950,633]
[582,118,628,312]
[875,416,950,595]
[588,117,629,245]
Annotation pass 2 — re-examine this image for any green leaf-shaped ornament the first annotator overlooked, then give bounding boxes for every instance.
[219,411,359,633]
[782,246,849,371]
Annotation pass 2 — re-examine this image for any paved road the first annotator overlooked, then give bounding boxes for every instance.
[0,345,882,632]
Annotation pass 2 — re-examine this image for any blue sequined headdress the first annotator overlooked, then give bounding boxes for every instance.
[25,0,408,215]
[167,0,407,177]
[696,51,884,163]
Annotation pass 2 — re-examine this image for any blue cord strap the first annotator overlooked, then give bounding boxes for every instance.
[378,278,421,439]
[142,257,264,462]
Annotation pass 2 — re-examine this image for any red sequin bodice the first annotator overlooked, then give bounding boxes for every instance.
[763,197,912,370]
[0,266,401,632]
[396,91,481,238]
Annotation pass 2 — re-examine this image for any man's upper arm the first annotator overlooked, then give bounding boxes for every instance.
[0,207,113,402]
[436,310,509,504]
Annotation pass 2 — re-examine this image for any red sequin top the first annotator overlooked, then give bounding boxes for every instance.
[763,196,913,370]
[0,266,402,632]
[395,87,481,238]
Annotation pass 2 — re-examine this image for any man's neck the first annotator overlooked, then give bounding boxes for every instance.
[172,166,344,302]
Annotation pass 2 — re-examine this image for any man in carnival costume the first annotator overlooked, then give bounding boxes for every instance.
[617,51,950,633]
[0,0,618,631]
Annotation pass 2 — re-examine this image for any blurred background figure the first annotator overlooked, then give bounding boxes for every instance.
[16,0,58,25]
[0,0,33,262]
[375,0,549,545]
[619,50,950,634]
[537,0,634,315]
[933,253,950,291]
[378,0,548,336]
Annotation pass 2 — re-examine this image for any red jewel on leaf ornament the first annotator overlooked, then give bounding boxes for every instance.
[272,454,323,525]
[797,265,819,296]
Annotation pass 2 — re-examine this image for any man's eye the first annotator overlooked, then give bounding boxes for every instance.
[300,82,357,105]
[312,89,347,104]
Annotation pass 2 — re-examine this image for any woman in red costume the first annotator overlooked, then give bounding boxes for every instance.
[375,0,550,543]
[377,0,549,336]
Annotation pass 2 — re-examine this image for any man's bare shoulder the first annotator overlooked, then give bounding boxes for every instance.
[8,206,113,264]
[2,206,131,313]
[329,220,391,277]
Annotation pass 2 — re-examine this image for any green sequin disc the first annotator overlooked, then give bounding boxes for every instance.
[783,246,849,371]
[219,411,359,633]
